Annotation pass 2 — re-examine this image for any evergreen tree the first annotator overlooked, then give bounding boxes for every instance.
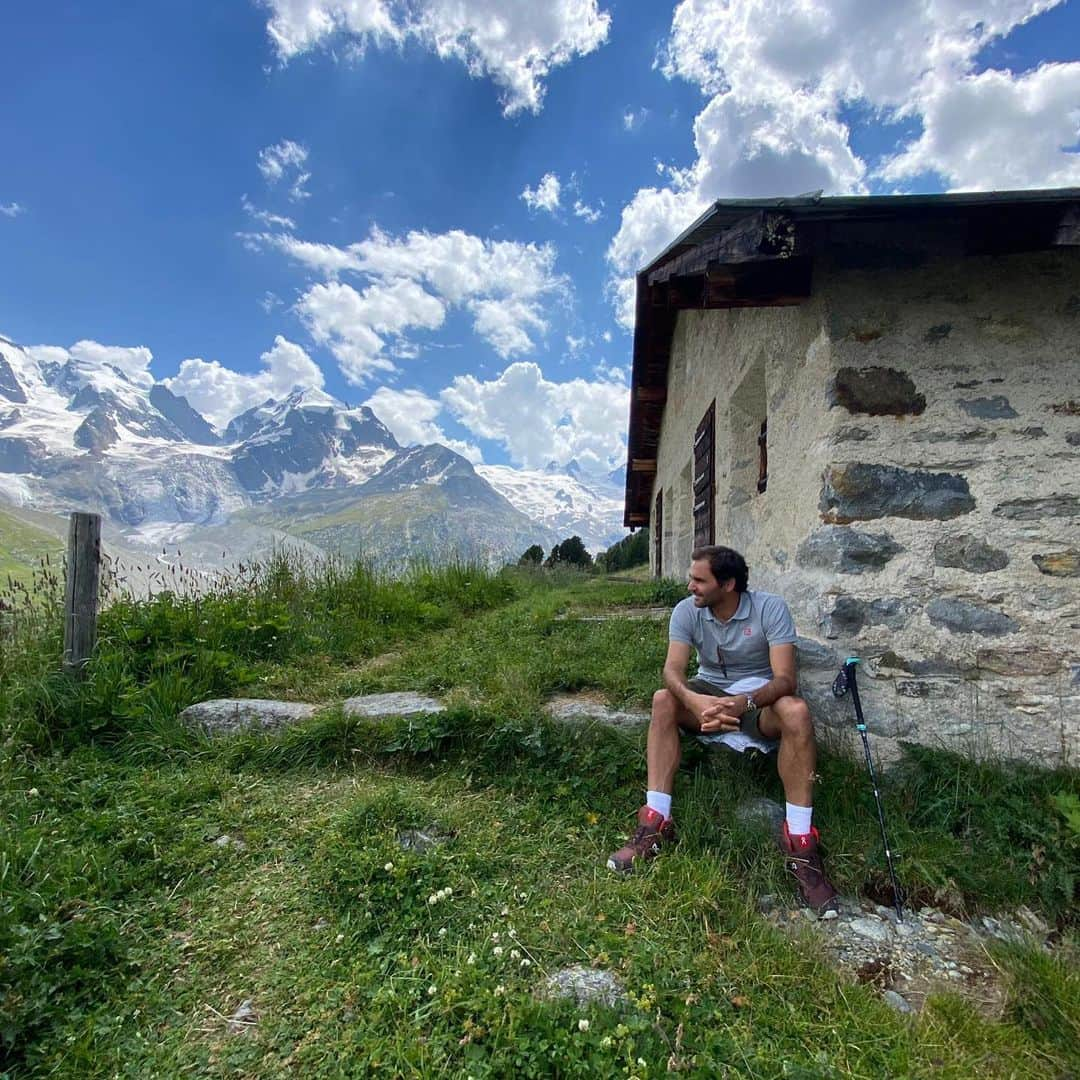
[517,544,544,565]
[596,529,649,572]
[544,535,592,569]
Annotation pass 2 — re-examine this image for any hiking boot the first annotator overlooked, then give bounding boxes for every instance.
[607,806,677,872]
[779,823,839,915]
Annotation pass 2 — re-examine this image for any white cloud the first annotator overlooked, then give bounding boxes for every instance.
[607,0,1076,327]
[242,194,297,230]
[521,172,562,213]
[245,223,565,379]
[297,278,445,382]
[0,202,25,218]
[260,0,611,115]
[241,231,363,277]
[363,386,482,461]
[165,335,325,429]
[257,139,311,200]
[262,0,403,60]
[883,62,1080,189]
[572,198,602,223]
[441,360,628,472]
[623,107,648,131]
[69,340,155,387]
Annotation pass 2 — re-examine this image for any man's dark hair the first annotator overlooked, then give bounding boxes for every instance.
[691,545,749,592]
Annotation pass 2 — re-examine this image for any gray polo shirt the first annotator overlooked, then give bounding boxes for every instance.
[669,590,797,690]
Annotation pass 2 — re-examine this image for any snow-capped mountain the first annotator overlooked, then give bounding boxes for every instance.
[227,387,399,493]
[476,463,626,553]
[0,333,622,569]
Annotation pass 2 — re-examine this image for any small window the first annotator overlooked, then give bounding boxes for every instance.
[653,489,663,576]
[757,419,768,494]
[693,401,715,548]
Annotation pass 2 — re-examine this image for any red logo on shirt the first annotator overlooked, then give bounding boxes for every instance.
[744,627,753,635]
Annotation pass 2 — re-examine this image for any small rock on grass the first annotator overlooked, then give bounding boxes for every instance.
[211,833,247,850]
[397,827,451,853]
[882,989,914,1014]
[734,798,785,833]
[342,692,446,718]
[181,699,319,736]
[541,967,626,1008]
[226,1000,258,1035]
[849,916,894,944]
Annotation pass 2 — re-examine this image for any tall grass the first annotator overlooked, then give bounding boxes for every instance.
[0,551,518,750]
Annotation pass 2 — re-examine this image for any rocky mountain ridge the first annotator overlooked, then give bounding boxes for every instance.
[0,336,625,566]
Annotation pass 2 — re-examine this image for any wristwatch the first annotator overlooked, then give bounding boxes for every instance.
[743,692,759,718]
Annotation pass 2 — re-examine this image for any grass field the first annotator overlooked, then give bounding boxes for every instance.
[2,560,1077,1078]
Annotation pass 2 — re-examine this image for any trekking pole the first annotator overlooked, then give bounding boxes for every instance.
[832,657,904,922]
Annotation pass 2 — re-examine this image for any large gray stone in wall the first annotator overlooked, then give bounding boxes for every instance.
[993,496,1080,520]
[820,464,975,524]
[795,636,839,670]
[957,396,1018,419]
[926,598,1018,637]
[797,526,903,573]
[823,596,913,637]
[1032,551,1080,577]
[932,534,1009,573]
[976,648,1062,676]
[827,367,926,416]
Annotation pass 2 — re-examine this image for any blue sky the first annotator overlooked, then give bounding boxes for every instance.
[2,1,1078,473]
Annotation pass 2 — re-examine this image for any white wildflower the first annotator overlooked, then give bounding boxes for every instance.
[510,949,521,959]
[578,1019,590,1032]
[383,862,394,872]
[519,958,532,968]
[427,985,437,997]
[466,952,476,965]
[493,946,504,956]
[494,984,506,996]
[428,894,438,905]
[438,927,447,937]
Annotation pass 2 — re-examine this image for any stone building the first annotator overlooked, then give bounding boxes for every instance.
[623,189,1079,765]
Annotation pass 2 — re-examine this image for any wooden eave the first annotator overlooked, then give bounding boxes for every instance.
[623,189,1080,527]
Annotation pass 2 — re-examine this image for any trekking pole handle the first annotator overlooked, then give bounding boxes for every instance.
[843,658,867,731]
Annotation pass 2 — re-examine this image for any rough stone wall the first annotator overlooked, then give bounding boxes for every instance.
[650,242,1080,766]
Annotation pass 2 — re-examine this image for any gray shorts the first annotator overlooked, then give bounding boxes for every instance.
[686,677,773,744]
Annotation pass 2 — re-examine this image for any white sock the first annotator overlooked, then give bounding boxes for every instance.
[785,803,813,836]
[646,790,672,820]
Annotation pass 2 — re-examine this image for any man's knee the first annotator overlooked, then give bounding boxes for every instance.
[651,688,681,726]
[773,695,815,740]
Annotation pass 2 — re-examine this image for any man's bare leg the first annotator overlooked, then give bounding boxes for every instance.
[645,688,701,795]
[758,695,838,913]
[758,695,815,807]
[607,688,696,871]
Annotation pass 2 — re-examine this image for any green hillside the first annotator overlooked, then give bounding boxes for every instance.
[0,504,64,585]
[239,486,557,568]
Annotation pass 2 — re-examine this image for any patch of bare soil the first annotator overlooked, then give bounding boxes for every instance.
[760,895,1056,1017]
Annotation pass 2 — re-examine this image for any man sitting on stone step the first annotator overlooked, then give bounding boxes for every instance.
[607,544,838,915]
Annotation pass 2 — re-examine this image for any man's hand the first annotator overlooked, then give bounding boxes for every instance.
[699,694,748,734]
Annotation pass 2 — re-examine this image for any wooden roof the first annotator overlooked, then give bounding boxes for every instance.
[623,188,1080,527]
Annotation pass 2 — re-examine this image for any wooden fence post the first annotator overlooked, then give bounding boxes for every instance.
[63,512,102,677]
